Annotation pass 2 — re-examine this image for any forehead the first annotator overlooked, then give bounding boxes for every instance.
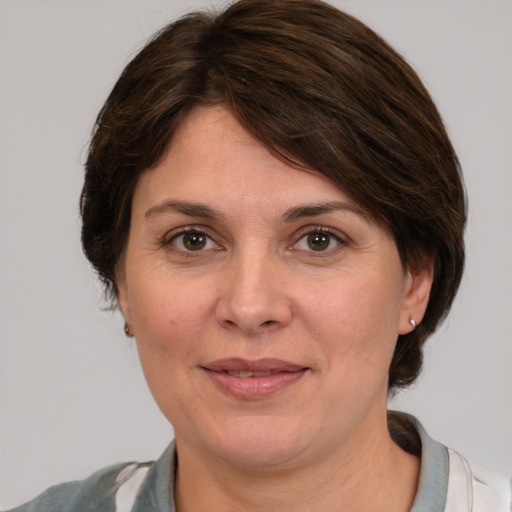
[134,106,361,215]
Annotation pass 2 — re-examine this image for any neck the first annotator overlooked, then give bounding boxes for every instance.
[174,413,420,512]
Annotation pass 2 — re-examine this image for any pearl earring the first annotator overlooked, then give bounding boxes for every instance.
[124,322,133,337]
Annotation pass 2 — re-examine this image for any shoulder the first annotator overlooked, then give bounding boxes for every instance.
[390,412,511,511]
[6,461,153,512]
[5,442,177,512]
[445,448,512,512]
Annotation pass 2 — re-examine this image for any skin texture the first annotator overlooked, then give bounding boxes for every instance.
[117,106,433,511]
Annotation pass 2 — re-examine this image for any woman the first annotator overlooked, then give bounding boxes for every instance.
[7,0,511,510]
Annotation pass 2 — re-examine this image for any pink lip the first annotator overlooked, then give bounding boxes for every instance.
[202,358,309,400]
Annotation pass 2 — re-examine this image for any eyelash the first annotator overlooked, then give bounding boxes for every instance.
[161,225,347,256]
[291,226,346,255]
[162,226,221,255]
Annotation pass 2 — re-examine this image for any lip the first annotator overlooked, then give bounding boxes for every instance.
[202,358,309,400]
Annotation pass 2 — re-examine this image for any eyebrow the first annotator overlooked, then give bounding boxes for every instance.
[145,200,226,220]
[144,199,367,223]
[280,201,368,223]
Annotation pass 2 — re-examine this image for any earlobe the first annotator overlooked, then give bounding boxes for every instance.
[399,258,434,335]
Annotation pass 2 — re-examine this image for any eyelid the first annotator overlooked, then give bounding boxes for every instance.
[293,225,347,241]
[290,225,348,252]
[161,225,222,251]
[159,224,347,254]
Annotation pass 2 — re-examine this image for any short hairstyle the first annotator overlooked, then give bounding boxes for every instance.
[81,0,466,390]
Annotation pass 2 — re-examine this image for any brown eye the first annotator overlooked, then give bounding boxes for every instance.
[294,229,343,253]
[182,232,207,250]
[307,232,331,251]
[169,230,217,252]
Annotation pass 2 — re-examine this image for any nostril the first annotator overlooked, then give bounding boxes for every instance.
[215,292,293,334]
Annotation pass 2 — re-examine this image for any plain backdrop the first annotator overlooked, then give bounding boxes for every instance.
[1,0,511,509]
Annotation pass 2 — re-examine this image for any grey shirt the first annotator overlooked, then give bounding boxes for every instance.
[6,414,506,512]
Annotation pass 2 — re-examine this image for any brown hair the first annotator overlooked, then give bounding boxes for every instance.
[81,0,466,390]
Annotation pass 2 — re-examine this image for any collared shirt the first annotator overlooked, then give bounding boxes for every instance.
[7,414,511,512]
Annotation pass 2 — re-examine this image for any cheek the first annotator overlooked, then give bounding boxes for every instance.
[128,276,216,420]
[307,276,403,366]
[129,273,216,358]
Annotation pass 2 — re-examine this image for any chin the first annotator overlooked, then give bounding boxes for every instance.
[214,439,308,470]
[196,416,316,470]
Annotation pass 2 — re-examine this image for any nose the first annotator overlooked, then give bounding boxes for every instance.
[215,249,293,335]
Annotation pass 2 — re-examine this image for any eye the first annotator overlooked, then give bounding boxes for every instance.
[168,230,218,252]
[294,229,343,252]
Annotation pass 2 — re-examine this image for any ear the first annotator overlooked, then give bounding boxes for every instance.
[398,256,434,335]
[115,257,132,330]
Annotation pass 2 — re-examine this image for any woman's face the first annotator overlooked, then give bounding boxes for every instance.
[117,106,431,470]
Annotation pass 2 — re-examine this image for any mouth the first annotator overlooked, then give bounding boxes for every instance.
[220,370,278,378]
[201,358,309,399]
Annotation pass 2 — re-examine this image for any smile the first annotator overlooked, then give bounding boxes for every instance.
[223,370,274,377]
[202,358,309,399]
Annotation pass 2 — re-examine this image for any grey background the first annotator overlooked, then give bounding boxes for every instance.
[1,0,511,508]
